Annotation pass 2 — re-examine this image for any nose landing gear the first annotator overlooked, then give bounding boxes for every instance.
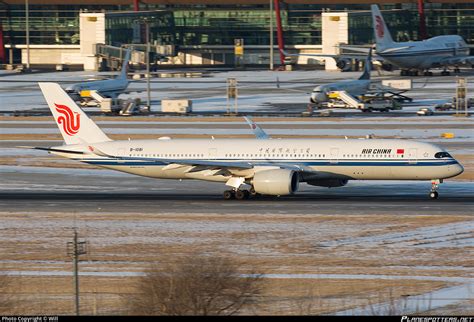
[429,191,439,199]
[429,179,442,199]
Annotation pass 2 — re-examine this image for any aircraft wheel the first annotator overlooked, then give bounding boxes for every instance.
[235,190,248,200]
[429,191,439,200]
[249,187,258,197]
[223,190,235,200]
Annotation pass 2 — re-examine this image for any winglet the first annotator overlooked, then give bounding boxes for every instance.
[243,116,270,140]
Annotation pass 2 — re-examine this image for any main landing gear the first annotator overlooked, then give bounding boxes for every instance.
[429,179,442,200]
[401,69,418,76]
[223,187,259,200]
[440,69,450,76]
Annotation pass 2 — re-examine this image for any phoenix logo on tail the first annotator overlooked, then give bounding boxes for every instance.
[375,16,384,38]
[54,103,80,136]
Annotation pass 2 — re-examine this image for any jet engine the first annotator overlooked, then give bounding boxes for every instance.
[381,63,393,71]
[336,58,352,71]
[253,169,299,196]
[307,179,348,188]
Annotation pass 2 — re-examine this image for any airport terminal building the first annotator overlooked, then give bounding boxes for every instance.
[0,0,473,69]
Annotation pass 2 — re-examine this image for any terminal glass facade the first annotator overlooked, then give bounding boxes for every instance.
[104,11,175,46]
[0,5,127,45]
[426,6,474,43]
[348,10,417,45]
[0,3,473,47]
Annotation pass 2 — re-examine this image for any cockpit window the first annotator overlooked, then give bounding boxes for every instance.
[435,152,452,158]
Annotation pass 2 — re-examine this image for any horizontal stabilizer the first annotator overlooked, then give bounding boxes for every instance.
[17,146,85,155]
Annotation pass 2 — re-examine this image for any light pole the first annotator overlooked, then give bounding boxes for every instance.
[25,0,30,70]
[269,0,274,70]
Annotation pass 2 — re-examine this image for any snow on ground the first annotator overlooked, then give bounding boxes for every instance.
[2,127,473,141]
[0,69,472,112]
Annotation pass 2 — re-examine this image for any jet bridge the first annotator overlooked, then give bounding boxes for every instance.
[95,44,172,71]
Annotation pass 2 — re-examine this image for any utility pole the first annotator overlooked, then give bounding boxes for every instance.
[269,0,274,70]
[67,228,87,316]
[145,20,151,110]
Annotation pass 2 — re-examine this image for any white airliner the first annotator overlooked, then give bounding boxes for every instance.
[29,82,463,200]
[369,4,474,76]
[65,49,131,99]
[284,5,474,76]
[310,49,373,104]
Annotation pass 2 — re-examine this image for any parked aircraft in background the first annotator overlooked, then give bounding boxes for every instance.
[310,49,373,104]
[284,5,474,76]
[367,4,474,76]
[65,49,131,100]
[24,82,464,201]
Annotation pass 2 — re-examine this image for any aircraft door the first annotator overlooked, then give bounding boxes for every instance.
[408,148,417,164]
[116,148,126,164]
[330,147,339,164]
[208,148,217,159]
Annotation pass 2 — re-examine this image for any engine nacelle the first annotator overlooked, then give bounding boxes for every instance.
[381,63,393,71]
[253,169,299,196]
[336,58,352,71]
[307,179,348,188]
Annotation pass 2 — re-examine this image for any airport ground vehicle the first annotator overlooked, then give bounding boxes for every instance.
[325,95,401,112]
[26,82,464,200]
[434,103,455,111]
[417,108,435,116]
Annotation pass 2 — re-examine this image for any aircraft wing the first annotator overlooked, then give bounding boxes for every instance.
[87,145,254,170]
[439,56,474,66]
[281,49,367,60]
[88,145,317,174]
[17,146,86,155]
[337,45,373,54]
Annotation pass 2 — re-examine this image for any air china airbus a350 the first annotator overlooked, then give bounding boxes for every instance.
[28,82,463,200]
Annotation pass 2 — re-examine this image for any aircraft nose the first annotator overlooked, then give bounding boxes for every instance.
[310,92,326,103]
[452,162,464,176]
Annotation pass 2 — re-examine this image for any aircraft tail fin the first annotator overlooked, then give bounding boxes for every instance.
[371,4,395,51]
[358,48,372,80]
[118,48,131,80]
[38,82,112,145]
